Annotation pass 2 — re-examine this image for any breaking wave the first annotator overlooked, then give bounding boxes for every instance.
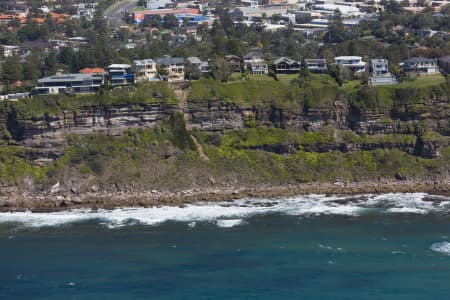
[0,193,449,228]
[430,242,450,255]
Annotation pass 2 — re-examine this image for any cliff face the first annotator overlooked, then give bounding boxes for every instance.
[185,98,449,158]
[3,103,178,163]
[1,92,449,163]
[186,99,350,132]
[186,98,450,136]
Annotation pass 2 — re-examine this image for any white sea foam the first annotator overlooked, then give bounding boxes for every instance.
[0,193,448,228]
[386,207,428,214]
[318,244,343,251]
[430,242,450,255]
[216,219,245,228]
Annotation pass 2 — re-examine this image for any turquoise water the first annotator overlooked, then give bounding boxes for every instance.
[1,194,450,299]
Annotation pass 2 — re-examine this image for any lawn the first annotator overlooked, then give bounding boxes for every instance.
[343,80,363,94]
[398,74,446,88]
[188,78,304,108]
[277,74,299,85]
[308,74,339,89]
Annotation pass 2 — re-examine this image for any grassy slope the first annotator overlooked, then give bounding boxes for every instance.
[0,82,178,118]
[188,74,343,110]
[190,74,449,114]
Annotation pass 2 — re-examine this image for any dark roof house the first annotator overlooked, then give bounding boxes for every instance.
[156,56,185,66]
[401,57,439,75]
[304,59,328,73]
[438,56,450,74]
[273,57,301,74]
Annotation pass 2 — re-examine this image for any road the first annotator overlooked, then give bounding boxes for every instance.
[103,0,138,28]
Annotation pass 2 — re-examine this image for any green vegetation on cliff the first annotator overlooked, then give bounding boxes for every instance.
[189,74,450,115]
[0,75,449,193]
[193,128,448,183]
[1,119,448,194]
[0,82,178,118]
[352,75,449,113]
[188,74,347,110]
[0,146,45,182]
[188,78,304,109]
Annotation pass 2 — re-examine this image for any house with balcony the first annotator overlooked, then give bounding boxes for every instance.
[304,59,328,73]
[107,64,134,85]
[133,59,158,82]
[334,56,366,74]
[243,48,268,75]
[199,61,211,74]
[186,57,211,75]
[156,56,185,82]
[400,57,439,76]
[1,45,20,57]
[369,59,397,86]
[31,73,105,95]
[273,57,301,74]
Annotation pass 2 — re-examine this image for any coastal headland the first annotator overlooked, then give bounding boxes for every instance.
[1,76,449,211]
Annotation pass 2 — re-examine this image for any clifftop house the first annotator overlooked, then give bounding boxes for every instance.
[243,49,268,75]
[155,56,185,82]
[224,55,242,73]
[334,56,366,74]
[107,64,134,85]
[133,59,158,82]
[31,73,105,95]
[273,57,301,74]
[369,59,397,86]
[304,59,328,73]
[400,57,439,75]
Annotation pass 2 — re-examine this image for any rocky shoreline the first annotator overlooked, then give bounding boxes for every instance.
[0,179,449,212]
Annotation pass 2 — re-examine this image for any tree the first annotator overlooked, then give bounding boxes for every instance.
[381,0,405,14]
[212,30,227,56]
[58,47,75,70]
[44,51,58,75]
[329,64,343,86]
[23,52,41,81]
[324,11,346,43]
[65,20,75,37]
[147,15,162,29]
[163,14,179,29]
[2,55,23,82]
[185,64,201,80]
[212,57,232,82]
[226,38,242,56]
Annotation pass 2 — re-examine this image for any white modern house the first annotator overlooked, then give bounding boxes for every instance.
[133,59,158,82]
[31,73,105,95]
[334,56,366,74]
[369,59,397,86]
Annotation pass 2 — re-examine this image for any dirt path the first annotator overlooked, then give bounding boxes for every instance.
[172,83,209,161]
[191,134,210,161]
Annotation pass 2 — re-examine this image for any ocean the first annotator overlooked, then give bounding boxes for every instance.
[1,193,450,299]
